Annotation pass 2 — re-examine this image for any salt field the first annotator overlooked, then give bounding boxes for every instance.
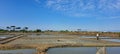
[5,34,120,45]
[0,34,120,54]
[47,47,120,54]
[0,49,36,54]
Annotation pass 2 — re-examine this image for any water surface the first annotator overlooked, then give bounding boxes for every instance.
[80,36,120,42]
[0,35,13,39]
[102,39,120,42]
[0,49,36,54]
[47,47,120,54]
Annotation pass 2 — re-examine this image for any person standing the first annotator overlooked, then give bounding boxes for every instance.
[96,33,99,40]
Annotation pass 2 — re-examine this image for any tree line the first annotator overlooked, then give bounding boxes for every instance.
[0,26,41,32]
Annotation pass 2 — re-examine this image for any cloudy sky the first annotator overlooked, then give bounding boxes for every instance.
[0,0,120,31]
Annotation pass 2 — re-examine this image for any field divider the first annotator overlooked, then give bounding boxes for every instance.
[0,34,25,44]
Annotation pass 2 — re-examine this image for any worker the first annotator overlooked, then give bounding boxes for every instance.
[96,33,99,40]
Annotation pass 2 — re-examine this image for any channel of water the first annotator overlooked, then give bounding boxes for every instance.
[47,47,120,54]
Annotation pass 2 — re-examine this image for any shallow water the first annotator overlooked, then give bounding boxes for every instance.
[27,34,78,38]
[47,47,120,54]
[102,39,120,42]
[0,37,7,39]
[47,47,96,54]
[80,36,110,39]
[0,49,36,54]
[0,35,13,39]
[80,36,120,42]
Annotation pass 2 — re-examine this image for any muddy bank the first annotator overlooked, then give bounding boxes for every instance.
[0,34,25,44]
[39,44,120,54]
[0,32,120,37]
[0,44,36,50]
[0,33,120,54]
[34,43,120,54]
[0,43,120,54]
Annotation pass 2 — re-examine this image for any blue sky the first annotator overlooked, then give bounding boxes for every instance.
[0,0,120,31]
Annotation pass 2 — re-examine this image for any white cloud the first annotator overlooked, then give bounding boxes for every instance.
[112,0,120,9]
[35,0,41,3]
[69,13,97,18]
[110,16,120,19]
[36,0,120,19]
[96,16,120,20]
[98,0,120,11]
[46,0,55,6]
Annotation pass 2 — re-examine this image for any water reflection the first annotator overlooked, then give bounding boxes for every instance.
[102,39,120,42]
[79,36,120,42]
[0,35,13,39]
[47,47,120,54]
[0,49,36,54]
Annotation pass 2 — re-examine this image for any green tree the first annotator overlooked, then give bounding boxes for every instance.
[119,33,120,37]
[10,26,16,31]
[22,27,28,32]
[65,30,69,32]
[35,29,42,32]
[24,27,28,31]
[6,26,11,31]
[77,29,81,32]
[16,27,21,31]
[60,30,69,32]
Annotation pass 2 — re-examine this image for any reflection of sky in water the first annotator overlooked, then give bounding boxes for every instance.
[102,39,120,42]
[28,34,77,38]
[47,47,120,54]
[0,35,13,39]
[0,49,36,54]
[48,47,96,54]
[28,34,120,42]
[80,36,96,38]
[0,37,7,39]
[80,36,110,38]
[79,36,120,42]
[107,47,120,54]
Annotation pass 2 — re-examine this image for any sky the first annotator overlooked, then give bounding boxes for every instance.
[0,0,120,31]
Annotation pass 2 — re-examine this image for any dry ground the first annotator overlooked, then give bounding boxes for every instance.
[0,34,120,54]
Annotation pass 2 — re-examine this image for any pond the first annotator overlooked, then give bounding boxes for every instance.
[0,49,36,54]
[47,47,120,54]
[102,39,120,42]
[79,36,120,42]
[27,34,78,38]
[0,35,13,39]
[0,36,7,39]
[27,34,120,43]
[79,36,110,39]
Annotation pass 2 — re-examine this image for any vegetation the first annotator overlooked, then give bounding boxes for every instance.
[0,26,120,37]
[0,29,7,33]
[119,32,120,37]
[0,26,42,33]
[0,26,29,32]
[60,30,70,32]
[34,29,42,32]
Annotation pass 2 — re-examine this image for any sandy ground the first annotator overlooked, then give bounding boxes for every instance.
[0,34,120,54]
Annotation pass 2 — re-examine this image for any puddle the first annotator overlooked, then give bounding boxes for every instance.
[0,35,13,39]
[47,47,120,54]
[0,49,36,54]
[102,39,120,42]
